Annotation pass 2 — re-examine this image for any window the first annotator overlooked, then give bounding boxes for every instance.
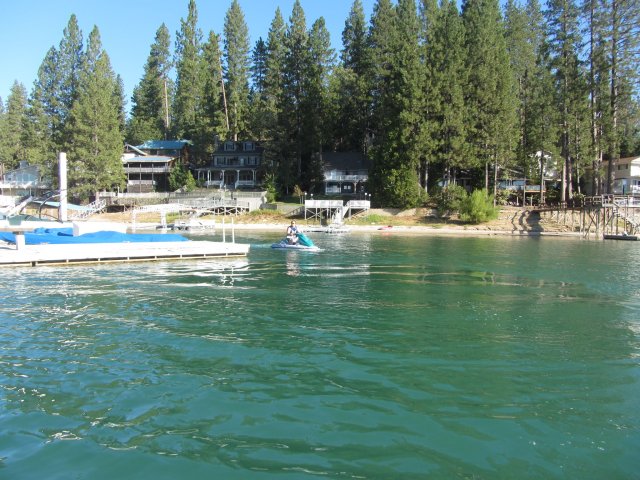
[224,142,236,152]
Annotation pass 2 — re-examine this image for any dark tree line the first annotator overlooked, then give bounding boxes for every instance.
[1,0,638,205]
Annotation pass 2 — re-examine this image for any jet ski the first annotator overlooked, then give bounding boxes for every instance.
[271,232,320,251]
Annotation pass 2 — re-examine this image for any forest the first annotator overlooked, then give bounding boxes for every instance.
[0,0,638,207]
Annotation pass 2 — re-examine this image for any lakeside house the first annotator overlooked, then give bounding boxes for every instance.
[122,140,191,193]
[0,160,51,197]
[320,152,370,196]
[195,139,264,190]
[610,156,640,195]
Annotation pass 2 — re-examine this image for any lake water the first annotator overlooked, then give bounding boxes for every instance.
[1,232,639,479]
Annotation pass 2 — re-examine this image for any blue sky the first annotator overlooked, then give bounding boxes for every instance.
[0,0,375,109]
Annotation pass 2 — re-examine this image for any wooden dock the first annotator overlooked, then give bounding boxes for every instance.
[0,240,249,267]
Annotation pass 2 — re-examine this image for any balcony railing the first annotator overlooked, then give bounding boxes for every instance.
[124,166,171,174]
[324,174,368,182]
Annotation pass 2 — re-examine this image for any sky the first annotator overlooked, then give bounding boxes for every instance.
[0,0,375,110]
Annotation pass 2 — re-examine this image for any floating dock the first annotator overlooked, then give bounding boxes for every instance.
[0,240,249,267]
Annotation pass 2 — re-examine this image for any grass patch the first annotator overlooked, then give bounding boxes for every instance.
[350,213,390,225]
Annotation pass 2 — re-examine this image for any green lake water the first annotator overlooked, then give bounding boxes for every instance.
[1,232,639,479]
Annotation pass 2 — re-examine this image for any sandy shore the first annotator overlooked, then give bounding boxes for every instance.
[88,208,581,238]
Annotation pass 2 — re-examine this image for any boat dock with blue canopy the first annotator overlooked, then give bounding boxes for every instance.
[0,227,249,267]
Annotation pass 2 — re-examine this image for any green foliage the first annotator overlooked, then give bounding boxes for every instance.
[127,24,173,143]
[494,188,511,206]
[459,189,499,223]
[358,213,388,224]
[168,162,196,191]
[262,172,278,202]
[224,0,251,139]
[173,0,203,140]
[0,82,28,169]
[66,27,125,200]
[370,165,423,209]
[432,184,468,216]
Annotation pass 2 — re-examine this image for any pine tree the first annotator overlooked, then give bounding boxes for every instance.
[249,37,269,139]
[197,30,228,160]
[173,0,203,140]
[462,0,517,199]
[545,0,586,200]
[505,0,541,201]
[0,81,29,169]
[128,24,173,144]
[65,27,125,200]
[23,86,53,172]
[600,0,640,191]
[261,8,287,192]
[281,0,309,191]
[334,0,371,153]
[426,0,469,189]
[302,17,335,190]
[368,0,424,208]
[30,47,62,152]
[223,0,251,141]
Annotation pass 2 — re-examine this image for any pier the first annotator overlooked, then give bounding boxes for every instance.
[538,195,640,238]
[0,240,249,267]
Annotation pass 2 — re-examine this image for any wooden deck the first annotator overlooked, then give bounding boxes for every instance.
[0,240,249,267]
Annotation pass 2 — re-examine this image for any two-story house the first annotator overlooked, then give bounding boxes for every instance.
[611,156,640,195]
[321,152,370,195]
[196,140,264,189]
[122,140,191,192]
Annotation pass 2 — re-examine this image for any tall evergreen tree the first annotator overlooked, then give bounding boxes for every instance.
[30,15,84,153]
[56,14,84,147]
[223,0,251,141]
[425,0,469,189]
[462,0,517,198]
[368,0,424,208]
[303,17,335,189]
[334,0,371,153]
[128,24,173,144]
[601,0,640,191]
[23,84,53,171]
[65,27,125,200]
[0,82,29,169]
[173,0,203,140]
[197,30,228,161]
[545,0,586,200]
[281,0,309,191]
[505,0,541,201]
[249,37,269,139]
[261,8,287,190]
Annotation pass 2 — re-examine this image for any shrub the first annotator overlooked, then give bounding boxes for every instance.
[263,173,278,203]
[433,184,468,216]
[168,163,196,192]
[459,189,499,223]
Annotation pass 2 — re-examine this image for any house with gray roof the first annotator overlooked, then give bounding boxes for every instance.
[321,152,370,195]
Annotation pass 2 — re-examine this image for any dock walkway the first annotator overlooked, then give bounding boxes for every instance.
[0,240,249,267]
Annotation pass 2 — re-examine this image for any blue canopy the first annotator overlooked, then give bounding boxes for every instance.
[0,228,189,245]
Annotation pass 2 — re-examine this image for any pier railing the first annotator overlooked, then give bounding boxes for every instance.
[538,195,640,237]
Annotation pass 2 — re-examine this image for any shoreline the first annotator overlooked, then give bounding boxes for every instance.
[124,220,582,238]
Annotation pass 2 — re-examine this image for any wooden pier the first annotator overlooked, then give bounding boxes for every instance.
[538,195,640,238]
[0,240,249,267]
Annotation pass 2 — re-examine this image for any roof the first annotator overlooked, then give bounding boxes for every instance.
[136,140,191,150]
[321,152,371,171]
[123,155,174,164]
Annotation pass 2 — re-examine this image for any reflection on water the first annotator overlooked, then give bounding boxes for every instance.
[1,233,639,479]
